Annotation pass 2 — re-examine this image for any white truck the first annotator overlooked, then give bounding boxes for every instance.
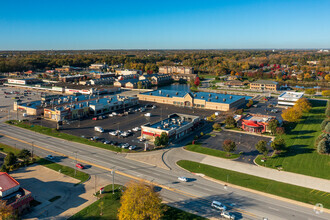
[94,126,104,133]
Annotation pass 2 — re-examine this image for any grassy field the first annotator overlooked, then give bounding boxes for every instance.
[69,184,205,220]
[255,100,330,180]
[0,143,21,155]
[37,158,90,184]
[6,120,127,153]
[177,160,330,209]
[185,143,240,159]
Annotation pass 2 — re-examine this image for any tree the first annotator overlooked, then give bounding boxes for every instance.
[118,181,164,220]
[194,76,200,86]
[0,200,14,220]
[320,119,329,130]
[281,107,302,122]
[154,136,161,146]
[276,127,285,135]
[294,98,311,113]
[17,149,31,159]
[304,88,316,95]
[255,140,268,157]
[159,132,169,146]
[225,116,236,128]
[325,74,330,82]
[137,81,143,89]
[268,119,279,135]
[271,138,286,151]
[321,90,330,97]
[4,152,16,166]
[317,138,329,154]
[222,139,236,154]
[213,123,221,131]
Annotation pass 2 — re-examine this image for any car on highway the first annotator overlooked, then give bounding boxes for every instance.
[211,201,227,211]
[46,155,54,160]
[178,176,188,182]
[221,211,235,219]
[76,163,84,169]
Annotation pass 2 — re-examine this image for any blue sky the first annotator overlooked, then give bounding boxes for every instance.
[0,0,329,50]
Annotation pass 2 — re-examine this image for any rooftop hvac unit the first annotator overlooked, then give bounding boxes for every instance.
[215,96,218,99]
[194,94,197,97]
[209,94,211,97]
[75,98,78,101]
[157,126,161,129]
[176,92,178,95]
[96,99,99,103]
[159,90,162,94]
[208,98,211,101]
[201,96,204,98]
[166,94,169,97]
[223,98,226,102]
[230,96,232,99]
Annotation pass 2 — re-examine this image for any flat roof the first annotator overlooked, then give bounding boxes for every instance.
[244,114,273,123]
[144,113,198,131]
[141,89,251,104]
[279,91,304,99]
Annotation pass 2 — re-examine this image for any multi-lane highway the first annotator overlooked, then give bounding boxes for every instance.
[0,122,329,220]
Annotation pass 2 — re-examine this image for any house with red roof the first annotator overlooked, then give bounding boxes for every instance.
[0,172,33,214]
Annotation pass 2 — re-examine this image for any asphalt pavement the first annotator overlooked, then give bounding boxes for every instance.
[0,123,329,220]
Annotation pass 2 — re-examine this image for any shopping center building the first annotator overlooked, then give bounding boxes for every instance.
[277,91,304,106]
[141,113,200,141]
[138,89,250,111]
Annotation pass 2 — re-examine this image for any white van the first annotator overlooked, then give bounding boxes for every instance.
[23,113,28,117]
[211,201,227,211]
[94,126,104,133]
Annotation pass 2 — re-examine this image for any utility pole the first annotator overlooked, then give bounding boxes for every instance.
[31,141,34,158]
[94,175,97,196]
[112,170,115,194]
[74,151,77,177]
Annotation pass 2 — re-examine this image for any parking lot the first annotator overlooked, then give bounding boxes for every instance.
[34,101,217,151]
[246,97,283,120]
[200,130,272,164]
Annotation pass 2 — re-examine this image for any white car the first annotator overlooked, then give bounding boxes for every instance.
[144,113,151,117]
[121,132,129,137]
[221,211,235,219]
[129,145,136,150]
[211,201,227,211]
[152,105,157,109]
[132,127,141,132]
[121,143,130,149]
[109,113,114,117]
[112,112,117,116]
[103,140,110,144]
[109,131,117,136]
[178,176,188,182]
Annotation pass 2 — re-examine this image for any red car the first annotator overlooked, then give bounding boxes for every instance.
[92,117,97,120]
[76,163,84,169]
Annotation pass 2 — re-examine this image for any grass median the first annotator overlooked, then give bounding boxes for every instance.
[69,184,205,220]
[0,143,21,155]
[177,160,330,209]
[6,120,128,153]
[185,143,240,159]
[37,158,90,184]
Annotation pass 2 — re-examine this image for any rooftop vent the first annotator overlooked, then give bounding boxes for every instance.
[208,98,211,101]
[209,94,211,97]
[223,98,226,102]
[150,92,152,95]
[194,94,197,97]
[159,90,162,94]
[229,96,232,99]
[201,96,204,99]
[176,92,178,95]
[166,94,169,97]
[215,96,218,99]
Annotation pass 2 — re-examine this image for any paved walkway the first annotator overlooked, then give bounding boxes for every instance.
[164,148,330,193]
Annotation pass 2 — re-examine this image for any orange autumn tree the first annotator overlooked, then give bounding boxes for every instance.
[0,200,14,220]
[118,181,164,220]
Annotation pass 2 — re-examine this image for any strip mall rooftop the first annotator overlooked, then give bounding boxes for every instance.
[138,89,251,111]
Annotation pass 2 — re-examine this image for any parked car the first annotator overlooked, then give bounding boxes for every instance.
[94,126,104,133]
[132,127,141,132]
[103,140,110,144]
[109,113,114,117]
[46,155,54,160]
[144,113,151,117]
[152,105,157,109]
[76,163,84,169]
[109,131,118,136]
[221,211,235,219]
[129,145,137,150]
[92,117,97,120]
[121,143,130,149]
[112,112,117,116]
[178,176,188,182]
[211,201,227,211]
[121,132,129,137]
[139,137,146,142]
[90,136,99,141]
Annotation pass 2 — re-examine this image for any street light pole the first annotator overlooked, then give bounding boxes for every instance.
[74,151,77,176]
[112,169,115,194]
[31,141,34,158]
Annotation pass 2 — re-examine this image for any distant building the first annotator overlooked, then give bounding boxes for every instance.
[227,75,241,81]
[250,80,279,91]
[237,113,277,133]
[139,74,172,85]
[141,113,200,141]
[90,77,115,85]
[115,69,142,75]
[159,66,194,74]
[307,61,320,65]
[278,92,304,106]
[225,80,245,86]
[0,172,33,214]
[7,78,43,85]
[93,72,115,79]
[89,63,108,70]
[171,73,197,82]
[55,65,83,72]
[59,75,86,83]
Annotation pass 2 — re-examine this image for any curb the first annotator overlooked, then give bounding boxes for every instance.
[176,161,330,215]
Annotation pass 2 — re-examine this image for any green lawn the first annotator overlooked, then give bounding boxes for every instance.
[185,144,240,159]
[6,121,127,153]
[255,100,330,180]
[199,74,216,79]
[177,160,330,209]
[0,143,21,155]
[37,158,90,184]
[69,184,205,220]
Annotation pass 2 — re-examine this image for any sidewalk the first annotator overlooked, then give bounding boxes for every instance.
[170,148,330,193]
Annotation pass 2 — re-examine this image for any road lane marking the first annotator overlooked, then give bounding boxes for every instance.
[0,131,304,219]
